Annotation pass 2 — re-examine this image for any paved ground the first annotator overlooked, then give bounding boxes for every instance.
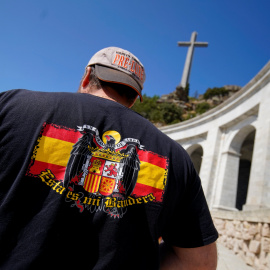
[217,244,255,270]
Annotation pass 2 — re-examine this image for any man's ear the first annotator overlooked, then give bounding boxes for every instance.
[81,67,91,88]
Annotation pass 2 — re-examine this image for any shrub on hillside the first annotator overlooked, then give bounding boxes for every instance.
[132,94,182,125]
[196,102,210,114]
[203,87,229,100]
[159,102,182,125]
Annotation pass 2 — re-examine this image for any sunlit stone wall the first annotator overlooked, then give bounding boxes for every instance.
[212,210,270,270]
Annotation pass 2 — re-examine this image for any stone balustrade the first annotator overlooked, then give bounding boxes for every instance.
[212,210,270,270]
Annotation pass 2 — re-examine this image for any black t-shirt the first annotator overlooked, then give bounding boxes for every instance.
[0,89,218,269]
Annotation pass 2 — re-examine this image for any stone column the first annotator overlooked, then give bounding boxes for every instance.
[199,127,222,205]
[244,83,270,210]
[213,151,241,210]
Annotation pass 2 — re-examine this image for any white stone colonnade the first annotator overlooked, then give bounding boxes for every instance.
[160,61,270,211]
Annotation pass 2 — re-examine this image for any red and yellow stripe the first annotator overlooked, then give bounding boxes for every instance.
[84,174,101,193]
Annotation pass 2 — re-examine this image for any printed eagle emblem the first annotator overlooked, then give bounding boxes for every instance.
[63,125,141,198]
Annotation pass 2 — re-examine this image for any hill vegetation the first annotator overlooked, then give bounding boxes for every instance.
[132,86,240,126]
[203,87,228,99]
[132,95,183,125]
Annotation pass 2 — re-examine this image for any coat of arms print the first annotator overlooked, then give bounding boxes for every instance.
[27,123,169,218]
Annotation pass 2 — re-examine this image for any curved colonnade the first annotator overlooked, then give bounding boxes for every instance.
[160,61,270,211]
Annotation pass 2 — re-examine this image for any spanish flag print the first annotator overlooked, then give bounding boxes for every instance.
[27,123,168,202]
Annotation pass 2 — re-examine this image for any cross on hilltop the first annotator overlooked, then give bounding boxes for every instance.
[178,31,208,89]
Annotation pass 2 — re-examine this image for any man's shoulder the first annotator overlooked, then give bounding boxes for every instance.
[0,89,81,101]
[0,90,85,113]
[0,89,32,103]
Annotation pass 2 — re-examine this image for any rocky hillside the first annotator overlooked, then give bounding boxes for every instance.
[157,85,241,122]
[132,85,241,127]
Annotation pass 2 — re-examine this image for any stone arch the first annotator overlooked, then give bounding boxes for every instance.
[214,125,256,210]
[186,144,203,174]
[229,125,256,155]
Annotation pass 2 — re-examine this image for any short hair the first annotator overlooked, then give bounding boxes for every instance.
[88,66,102,90]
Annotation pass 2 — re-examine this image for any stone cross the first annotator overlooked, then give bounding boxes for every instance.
[178,31,208,89]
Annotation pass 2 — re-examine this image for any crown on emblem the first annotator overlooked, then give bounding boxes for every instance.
[91,148,127,162]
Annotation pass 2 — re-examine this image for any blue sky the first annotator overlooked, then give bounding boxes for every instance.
[1,0,270,98]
